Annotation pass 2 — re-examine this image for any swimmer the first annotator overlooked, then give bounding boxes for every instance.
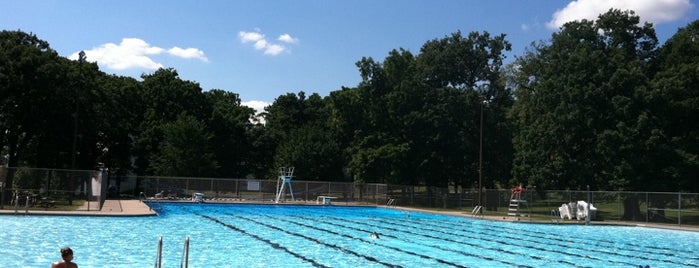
[52,247,78,268]
[370,232,380,239]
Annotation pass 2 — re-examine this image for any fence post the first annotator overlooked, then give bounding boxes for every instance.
[645,192,649,223]
[586,185,590,225]
[678,192,682,226]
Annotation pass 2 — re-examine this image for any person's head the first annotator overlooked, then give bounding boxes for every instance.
[60,247,73,261]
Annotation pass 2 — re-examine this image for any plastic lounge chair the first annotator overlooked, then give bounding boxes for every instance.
[558,204,572,220]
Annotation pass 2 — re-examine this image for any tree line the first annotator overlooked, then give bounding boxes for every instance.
[1,10,697,193]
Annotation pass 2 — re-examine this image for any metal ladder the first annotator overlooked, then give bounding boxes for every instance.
[154,237,163,268]
[471,205,483,217]
[508,199,526,219]
[154,236,190,268]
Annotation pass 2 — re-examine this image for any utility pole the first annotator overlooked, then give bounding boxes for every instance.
[478,96,484,210]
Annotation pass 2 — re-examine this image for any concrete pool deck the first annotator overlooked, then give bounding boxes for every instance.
[1,199,698,233]
[0,199,156,216]
[392,206,699,233]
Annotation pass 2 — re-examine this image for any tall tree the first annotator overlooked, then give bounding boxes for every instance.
[0,31,65,192]
[203,89,255,178]
[511,10,659,191]
[647,20,699,192]
[339,31,513,190]
[149,114,217,177]
[134,68,207,175]
[264,92,342,180]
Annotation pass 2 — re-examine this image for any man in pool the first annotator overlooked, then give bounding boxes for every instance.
[51,247,78,268]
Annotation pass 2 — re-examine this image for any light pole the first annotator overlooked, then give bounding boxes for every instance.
[71,51,85,170]
[478,96,484,210]
[69,51,85,206]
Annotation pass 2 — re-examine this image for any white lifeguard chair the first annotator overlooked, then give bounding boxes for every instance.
[508,184,527,218]
[275,167,295,203]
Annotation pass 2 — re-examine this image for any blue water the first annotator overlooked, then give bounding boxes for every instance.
[1,203,698,267]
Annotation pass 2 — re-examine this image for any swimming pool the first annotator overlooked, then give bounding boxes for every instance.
[1,203,698,267]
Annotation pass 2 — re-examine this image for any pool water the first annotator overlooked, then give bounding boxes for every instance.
[1,203,698,267]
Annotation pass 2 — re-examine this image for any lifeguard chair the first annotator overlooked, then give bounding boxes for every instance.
[274,167,295,203]
[508,184,527,218]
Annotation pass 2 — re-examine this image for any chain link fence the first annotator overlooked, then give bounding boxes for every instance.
[2,166,697,227]
[384,187,699,226]
[0,166,106,211]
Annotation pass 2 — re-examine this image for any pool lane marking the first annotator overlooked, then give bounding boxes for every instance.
[404,217,698,266]
[372,216,680,267]
[219,208,456,267]
[224,214,405,268]
[496,222,699,262]
[433,216,696,258]
[330,215,598,267]
[277,214,530,268]
[193,206,690,267]
[198,214,330,268]
[370,216,640,267]
[422,218,695,265]
[312,216,547,267]
[221,208,468,267]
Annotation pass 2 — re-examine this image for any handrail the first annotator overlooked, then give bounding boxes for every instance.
[154,236,163,268]
[550,209,561,223]
[180,236,190,268]
[13,192,19,214]
[24,195,30,215]
[471,205,483,216]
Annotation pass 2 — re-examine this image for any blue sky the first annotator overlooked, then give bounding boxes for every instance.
[1,0,697,112]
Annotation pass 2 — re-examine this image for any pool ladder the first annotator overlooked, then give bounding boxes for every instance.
[154,236,190,268]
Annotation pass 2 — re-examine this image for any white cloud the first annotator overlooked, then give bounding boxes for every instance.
[242,100,270,114]
[264,44,286,55]
[278,33,299,44]
[242,100,271,124]
[239,30,298,56]
[547,0,693,29]
[69,38,208,70]
[168,47,208,62]
[239,31,265,43]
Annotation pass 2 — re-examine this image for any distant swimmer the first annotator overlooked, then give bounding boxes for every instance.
[52,247,78,268]
[370,232,380,239]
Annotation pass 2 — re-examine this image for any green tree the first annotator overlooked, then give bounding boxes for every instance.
[338,31,513,191]
[265,92,343,180]
[93,74,143,179]
[203,89,255,178]
[0,31,66,194]
[647,20,699,192]
[149,114,217,177]
[511,10,659,191]
[134,68,207,175]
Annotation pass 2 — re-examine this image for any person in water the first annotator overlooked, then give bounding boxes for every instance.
[370,232,380,239]
[51,247,78,268]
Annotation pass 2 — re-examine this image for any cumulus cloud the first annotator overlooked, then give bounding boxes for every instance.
[68,38,208,70]
[242,100,271,124]
[547,0,693,29]
[278,33,299,44]
[239,30,298,56]
[242,100,270,114]
[168,47,208,62]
